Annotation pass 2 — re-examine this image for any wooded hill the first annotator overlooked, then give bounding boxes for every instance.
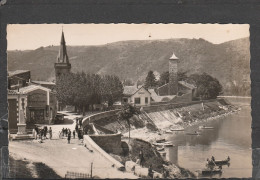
[8,37,250,95]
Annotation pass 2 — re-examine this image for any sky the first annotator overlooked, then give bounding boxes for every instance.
[7,24,249,50]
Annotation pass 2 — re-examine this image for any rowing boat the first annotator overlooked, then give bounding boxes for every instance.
[199,126,214,129]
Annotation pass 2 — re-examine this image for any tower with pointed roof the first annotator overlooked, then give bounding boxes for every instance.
[54,30,71,80]
[168,52,179,95]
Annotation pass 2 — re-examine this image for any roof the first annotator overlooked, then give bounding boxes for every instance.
[31,80,55,85]
[57,31,70,64]
[169,52,179,60]
[178,81,196,89]
[18,84,51,94]
[123,86,151,96]
[123,86,138,96]
[8,70,30,77]
[148,88,176,102]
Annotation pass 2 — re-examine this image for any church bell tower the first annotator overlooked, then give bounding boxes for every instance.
[168,52,179,95]
[54,30,71,80]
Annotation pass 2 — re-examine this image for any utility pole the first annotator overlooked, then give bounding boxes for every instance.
[90,162,93,178]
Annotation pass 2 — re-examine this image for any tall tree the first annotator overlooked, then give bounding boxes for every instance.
[117,104,140,142]
[189,73,222,99]
[144,71,157,89]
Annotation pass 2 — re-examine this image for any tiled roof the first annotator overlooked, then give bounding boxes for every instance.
[31,80,55,85]
[178,81,196,89]
[8,70,30,77]
[123,86,138,96]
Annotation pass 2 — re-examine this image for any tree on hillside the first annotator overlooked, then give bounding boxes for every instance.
[144,71,157,89]
[189,73,222,99]
[117,104,140,143]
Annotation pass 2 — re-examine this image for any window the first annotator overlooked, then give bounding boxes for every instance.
[145,97,148,104]
[134,98,141,104]
[123,98,128,103]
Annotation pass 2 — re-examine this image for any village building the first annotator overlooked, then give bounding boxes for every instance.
[8,85,57,136]
[8,70,31,90]
[31,80,56,90]
[154,52,197,102]
[122,86,151,106]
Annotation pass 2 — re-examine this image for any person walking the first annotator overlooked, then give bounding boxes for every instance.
[34,125,39,140]
[49,127,52,140]
[139,150,145,167]
[75,123,79,133]
[62,127,65,137]
[73,130,75,139]
[65,128,68,137]
[44,126,48,139]
[67,129,71,144]
[148,165,153,178]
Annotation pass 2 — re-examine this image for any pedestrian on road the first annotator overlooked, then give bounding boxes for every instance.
[73,130,75,139]
[79,118,82,128]
[34,126,39,140]
[44,126,48,139]
[78,130,81,140]
[148,165,153,178]
[75,124,79,133]
[40,128,44,140]
[49,127,52,140]
[139,150,145,167]
[65,128,68,137]
[67,129,71,144]
[62,127,65,137]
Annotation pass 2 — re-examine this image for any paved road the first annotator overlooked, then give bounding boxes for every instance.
[9,111,137,179]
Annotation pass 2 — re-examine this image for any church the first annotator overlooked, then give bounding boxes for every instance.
[7,30,70,138]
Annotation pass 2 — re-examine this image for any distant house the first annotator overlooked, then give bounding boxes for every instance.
[8,70,31,90]
[122,86,151,106]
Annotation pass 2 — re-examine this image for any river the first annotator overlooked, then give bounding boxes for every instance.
[164,97,252,178]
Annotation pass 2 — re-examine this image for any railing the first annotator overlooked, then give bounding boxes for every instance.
[65,171,91,179]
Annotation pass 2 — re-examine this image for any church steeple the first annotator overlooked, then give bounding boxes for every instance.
[54,30,71,80]
[57,30,70,64]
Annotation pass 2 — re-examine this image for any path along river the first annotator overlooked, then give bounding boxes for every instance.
[164,97,252,178]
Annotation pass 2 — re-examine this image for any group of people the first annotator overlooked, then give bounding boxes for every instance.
[59,117,84,144]
[34,126,52,141]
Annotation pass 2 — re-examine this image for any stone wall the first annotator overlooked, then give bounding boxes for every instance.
[89,133,122,154]
[82,110,119,127]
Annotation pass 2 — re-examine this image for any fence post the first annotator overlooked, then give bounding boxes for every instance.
[90,162,93,178]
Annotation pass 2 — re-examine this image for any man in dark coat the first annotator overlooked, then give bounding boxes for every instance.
[34,126,39,140]
[67,129,71,144]
[73,130,75,139]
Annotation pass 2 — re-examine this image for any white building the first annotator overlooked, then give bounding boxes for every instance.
[122,86,151,106]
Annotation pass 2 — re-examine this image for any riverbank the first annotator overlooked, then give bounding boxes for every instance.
[123,99,239,143]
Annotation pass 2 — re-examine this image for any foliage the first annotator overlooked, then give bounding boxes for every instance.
[188,73,223,99]
[56,72,123,114]
[144,71,157,88]
[117,104,140,141]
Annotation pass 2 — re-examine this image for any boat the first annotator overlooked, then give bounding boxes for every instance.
[170,128,185,131]
[165,130,173,134]
[186,132,200,135]
[201,168,222,175]
[159,151,166,156]
[199,126,214,129]
[153,141,174,147]
[208,158,230,166]
[156,147,165,151]
[156,139,166,143]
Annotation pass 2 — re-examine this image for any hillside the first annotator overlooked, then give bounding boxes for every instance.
[7,37,250,95]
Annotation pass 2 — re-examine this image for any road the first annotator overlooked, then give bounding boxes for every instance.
[9,111,137,179]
